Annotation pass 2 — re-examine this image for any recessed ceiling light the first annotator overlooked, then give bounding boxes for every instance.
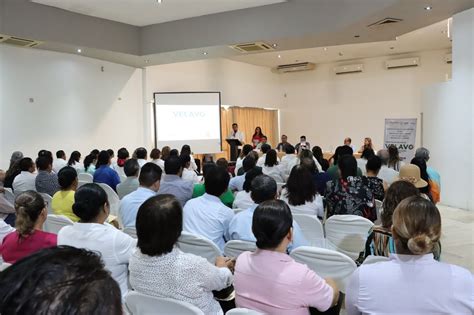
[272,43,278,48]
[395,36,399,40]
[203,52,208,55]
[277,54,282,58]
[156,0,163,3]
[77,48,82,53]
[323,47,328,51]
[424,6,432,10]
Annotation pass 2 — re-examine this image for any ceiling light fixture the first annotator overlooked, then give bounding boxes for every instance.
[424,6,432,10]
[77,48,82,53]
[203,52,208,55]
[156,0,163,3]
[323,47,328,51]
[390,47,395,50]
[272,43,278,48]
[277,54,282,58]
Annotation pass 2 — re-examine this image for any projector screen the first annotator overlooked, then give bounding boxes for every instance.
[153,92,222,154]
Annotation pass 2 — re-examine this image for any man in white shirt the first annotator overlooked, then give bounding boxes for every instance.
[52,150,67,173]
[377,149,399,185]
[294,136,311,153]
[183,166,234,252]
[135,147,148,168]
[229,155,256,192]
[120,162,162,227]
[228,123,245,143]
[280,144,298,178]
[12,158,37,195]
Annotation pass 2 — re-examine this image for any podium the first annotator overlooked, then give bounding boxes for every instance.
[226,139,242,162]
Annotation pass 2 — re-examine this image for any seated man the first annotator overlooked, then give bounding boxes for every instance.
[376,149,399,185]
[229,174,308,251]
[234,199,340,314]
[275,134,291,152]
[52,150,67,173]
[35,155,60,196]
[120,162,162,228]
[183,166,234,252]
[135,147,148,168]
[280,144,298,178]
[192,162,235,208]
[157,155,193,206]
[229,155,256,192]
[116,159,140,199]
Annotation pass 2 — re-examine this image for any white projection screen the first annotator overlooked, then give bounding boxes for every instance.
[153,92,222,154]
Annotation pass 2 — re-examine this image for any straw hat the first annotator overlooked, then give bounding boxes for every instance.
[397,164,428,188]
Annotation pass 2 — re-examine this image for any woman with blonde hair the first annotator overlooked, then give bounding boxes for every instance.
[347,196,472,315]
[358,137,374,153]
[0,191,57,263]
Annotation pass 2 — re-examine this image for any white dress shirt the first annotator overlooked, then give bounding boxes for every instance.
[112,163,125,177]
[12,171,37,194]
[153,158,165,171]
[137,159,147,168]
[346,254,474,315]
[257,155,281,168]
[280,188,324,217]
[233,190,254,209]
[182,168,199,184]
[280,154,298,176]
[0,219,15,244]
[120,187,156,227]
[229,174,245,192]
[235,157,244,173]
[129,247,232,315]
[52,158,67,173]
[229,130,245,143]
[262,165,285,183]
[357,159,368,175]
[58,222,137,299]
[183,193,234,252]
[377,166,399,185]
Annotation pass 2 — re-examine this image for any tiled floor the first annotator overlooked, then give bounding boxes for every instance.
[438,204,474,273]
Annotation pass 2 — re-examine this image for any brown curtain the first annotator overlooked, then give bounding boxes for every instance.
[221,106,278,159]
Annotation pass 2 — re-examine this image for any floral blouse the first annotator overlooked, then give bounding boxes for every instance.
[364,176,385,201]
[325,176,376,221]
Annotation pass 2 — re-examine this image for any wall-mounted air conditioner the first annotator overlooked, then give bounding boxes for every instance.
[334,64,364,75]
[385,57,420,69]
[273,62,316,74]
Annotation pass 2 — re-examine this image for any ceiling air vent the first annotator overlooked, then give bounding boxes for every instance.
[231,42,274,53]
[368,17,403,27]
[0,35,42,48]
[334,64,364,75]
[273,62,316,74]
[385,57,420,69]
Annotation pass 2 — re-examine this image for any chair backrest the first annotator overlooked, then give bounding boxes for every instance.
[77,180,88,188]
[97,183,120,217]
[39,193,54,214]
[125,291,204,315]
[123,227,137,238]
[77,173,93,183]
[363,255,390,265]
[292,214,324,246]
[224,240,256,258]
[0,262,11,272]
[43,214,74,234]
[3,188,15,204]
[233,208,246,215]
[226,308,264,315]
[374,199,383,225]
[177,231,221,264]
[290,246,357,293]
[324,215,374,260]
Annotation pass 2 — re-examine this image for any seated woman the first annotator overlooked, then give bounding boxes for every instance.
[51,166,80,222]
[233,168,263,210]
[0,191,56,263]
[410,157,440,203]
[357,148,375,174]
[58,184,136,300]
[82,154,96,175]
[364,156,386,201]
[67,151,82,172]
[251,127,265,148]
[234,200,340,314]
[300,157,331,196]
[113,147,130,177]
[346,196,472,314]
[312,146,329,172]
[93,151,121,191]
[129,194,233,315]
[236,144,253,174]
[262,149,285,183]
[280,165,324,217]
[326,155,376,221]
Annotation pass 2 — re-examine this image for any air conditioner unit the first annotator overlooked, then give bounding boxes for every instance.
[231,42,274,53]
[334,64,364,75]
[385,57,420,69]
[0,34,42,48]
[273,62,316,74]
[445,53,452,64]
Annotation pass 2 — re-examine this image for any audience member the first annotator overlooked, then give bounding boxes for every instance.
[157,155,193,206]
[183,166,233,252]
[0,219,15,243]
[3,151,23,188]
[229,155,256,191]
[262,149,284,183]
[12,158,37,195]
[180,144,198,171]
[229,175,308,251]
[415,147,441,189]
[364,156,386,201]
[376,149,399,185]
[135,147,148,168]
[0,246,122,315]
[129,194,233,315]
[51,166,79,222]
[234,199,339,314]
[82,154,96,175]
[35,155,60,196]
[216,158,232,177]
[281,165,324,217]
[300,157,331,196]
[256,135,269,150]
[280,144,298,178]
[107,149,115,165]
[237,151,261,176]
[150,148,161,165]
[161,146,171,161]
[180,154,199,184]
[67,151,82,172]
[235,144,253,173]
[298,148,323,173]
[0,191,56,263]
[387,145,405,171]
[251,126,265,148]
[169,149,179,156]
[397,164,430,200]
[326,155,376,221]
[346,196,472,315]
[52,150,67,173]
[411,157,440,203]
[357,148,375,174]
[327,146,362,180]
[116,159,140,199]
[344,137,357,153]
[358,137,374,153]
[276,134,291,151]
[120,162,161,227]
[192,163,235,208]
[93,151,121,191]
[113,147,129,177]
[256,144,272,167]
[312,146,329,172]
[295,135,311,153]
[233,168,263,210]
[58,183,136,299]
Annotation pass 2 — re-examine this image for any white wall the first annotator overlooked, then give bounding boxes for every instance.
[422,8,473,211]
[279,50,452,152]
[0,45,143,169]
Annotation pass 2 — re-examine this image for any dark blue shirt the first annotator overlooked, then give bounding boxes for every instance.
[93,165,121,191]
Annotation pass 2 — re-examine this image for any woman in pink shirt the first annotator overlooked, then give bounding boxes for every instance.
[234,200,340,315]
[0,191,57,263]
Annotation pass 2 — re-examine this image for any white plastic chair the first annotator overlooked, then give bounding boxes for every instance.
[374,199,383,225]
[233,208,246,215]
[177,231,221,264]
[290,246,357,293]
[43,214,74,234]
[0,262,12,271]
[324,215,374,260]
[97,183,120,217]
[226,308,264,315]
[125,291,204,315]
[39,193,54,214]
[3,188,15,204]
[292,214,325,247]
[363,255,390,265]
[123,227,137,238]
[77,173,93,183]
[78,180,89,188]
[224,240,256,258]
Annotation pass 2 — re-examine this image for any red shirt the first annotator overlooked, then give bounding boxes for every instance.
[0,230,57,263]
